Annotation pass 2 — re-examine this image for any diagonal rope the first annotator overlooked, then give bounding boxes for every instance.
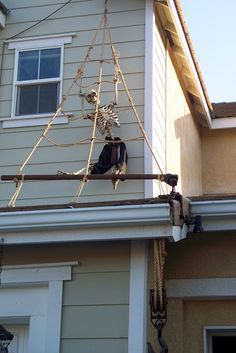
[7,8,106,205]
[104,12,165,194]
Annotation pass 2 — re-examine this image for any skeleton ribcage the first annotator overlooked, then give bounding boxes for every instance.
[86,104,120,136]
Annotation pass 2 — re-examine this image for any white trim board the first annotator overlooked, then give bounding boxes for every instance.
[128,240,148,353]
[203,326,236,353]
[7,33,75,50]
[144,0,155,198]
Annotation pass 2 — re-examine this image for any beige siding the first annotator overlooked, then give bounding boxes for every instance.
[0,0,146,206]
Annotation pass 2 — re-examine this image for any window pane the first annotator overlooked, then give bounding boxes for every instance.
[16,85,38,115]
[39,83,59,113]
[18,50,39,81]
[39,48,61,79]
[212,336,236,353]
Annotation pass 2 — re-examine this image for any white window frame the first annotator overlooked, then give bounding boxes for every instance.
[4,34,75,128]
[13,46,63,118]
[203,326,236,353]
[0,262,77,353]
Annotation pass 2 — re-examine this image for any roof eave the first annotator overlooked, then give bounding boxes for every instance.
[191,199,236,232]
[155,0,213,127]
[0,203,186,243]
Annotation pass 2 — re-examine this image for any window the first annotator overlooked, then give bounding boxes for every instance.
[205,327,236,353]
[5,34,74,128]
[14,47,61,117]
[15,48,61,116]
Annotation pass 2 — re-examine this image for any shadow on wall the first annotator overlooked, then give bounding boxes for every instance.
[173,112,202,197]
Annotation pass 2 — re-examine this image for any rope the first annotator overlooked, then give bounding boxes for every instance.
[7,8,106,205]
[73,13,107,202]
[8,174,25,207]
[7,0,166,204]
[43,134,143,148]
[104,14,165,193]
[153,239,167,313]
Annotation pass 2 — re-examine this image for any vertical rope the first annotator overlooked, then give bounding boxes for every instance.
[153,238,167,313]
[73,11,107,202]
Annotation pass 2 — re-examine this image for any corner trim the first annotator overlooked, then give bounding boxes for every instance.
[144,0,155,198]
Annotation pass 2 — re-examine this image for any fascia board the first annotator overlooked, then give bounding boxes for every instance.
[0,203,171,232]
[165,0,212,127]
[190,199,236,232]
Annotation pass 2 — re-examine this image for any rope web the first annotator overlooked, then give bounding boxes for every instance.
[7,0,165,207]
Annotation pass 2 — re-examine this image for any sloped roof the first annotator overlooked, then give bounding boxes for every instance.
[212,102,236,118]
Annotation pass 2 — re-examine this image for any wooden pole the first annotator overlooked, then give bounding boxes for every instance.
[1,173,178,185]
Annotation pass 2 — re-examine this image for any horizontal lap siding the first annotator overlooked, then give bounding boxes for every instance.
[0,0,146,206]
[61,241,130,353]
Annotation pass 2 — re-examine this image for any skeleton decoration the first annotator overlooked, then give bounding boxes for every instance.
[90,137,128,189]
[84,90,120,137]
[85,89,100,105]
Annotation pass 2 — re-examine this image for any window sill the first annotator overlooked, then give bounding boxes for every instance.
[1,114,69,129]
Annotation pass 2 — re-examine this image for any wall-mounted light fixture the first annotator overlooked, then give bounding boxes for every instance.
[0,325,14,353]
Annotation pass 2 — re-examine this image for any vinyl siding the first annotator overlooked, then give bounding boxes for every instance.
[152,20,166,175]
[150,17,167,198]
[0,0,146,206]
[2,240,130,353]
[61,241,130,353]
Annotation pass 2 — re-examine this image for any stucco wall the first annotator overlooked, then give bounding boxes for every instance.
[162,233,236,353]
[166,51,203,197]
[202,128,236,195]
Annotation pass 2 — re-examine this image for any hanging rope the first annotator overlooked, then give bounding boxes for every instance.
[153,239,167,313]
[149,238,168,353]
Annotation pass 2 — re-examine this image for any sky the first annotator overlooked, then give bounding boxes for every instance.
[180,0,236,103]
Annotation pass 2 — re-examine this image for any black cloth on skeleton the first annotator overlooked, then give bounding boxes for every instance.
[90,137,128,175]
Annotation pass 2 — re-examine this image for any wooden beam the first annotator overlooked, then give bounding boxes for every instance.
[187,85,199,97]
[164,22,177,35]
[155,0,169,8]
[173,45,185,57]
[181,67,194,80]
[1,174,178,186]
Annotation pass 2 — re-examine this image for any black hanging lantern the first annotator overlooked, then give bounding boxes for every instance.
[0,325,14,353]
